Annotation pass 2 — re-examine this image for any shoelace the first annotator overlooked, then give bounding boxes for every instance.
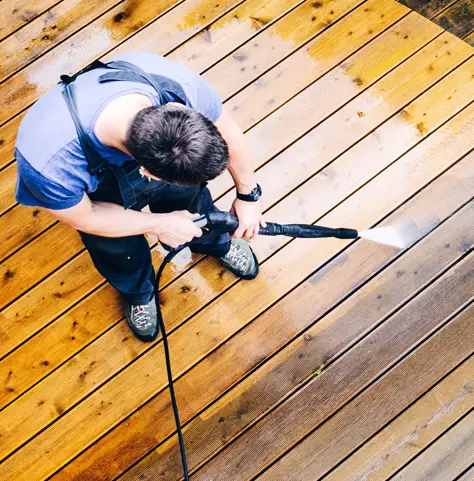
[131,305,152,329]
[224,243,249,270]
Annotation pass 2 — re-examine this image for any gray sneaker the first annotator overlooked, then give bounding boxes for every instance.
[125,297,160,342]
[219,239,259,280]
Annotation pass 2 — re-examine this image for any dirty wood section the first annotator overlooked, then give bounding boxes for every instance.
[0,0,473,480]
[398,0,474,45]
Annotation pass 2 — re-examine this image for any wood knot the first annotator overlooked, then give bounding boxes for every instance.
[4,270,14,281]
[113,11,129,23]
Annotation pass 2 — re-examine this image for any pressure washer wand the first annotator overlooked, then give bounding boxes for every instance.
[194,211,359,239]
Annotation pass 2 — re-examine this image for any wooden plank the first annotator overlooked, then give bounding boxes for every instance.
[0,10,441,356]
[325,355,474,481]
[0,206,54,261]
[397,0,458,18]
[0,114,22,170]
[115,202,474,480]
[0,163,17,214]
[206,0,409,124]
[0,223,84,309]
[1,31,468,405]
[194,257,474,480]
[2,85,473,480]
[0,0,64,41]
[391,410,474,481]
[465,29,474,47]
[432,0,474,39]
[44,149,474,479]
[457,465,474,481]
[0,0,124,82]
[256,299,474,481]
[115,0,304,72]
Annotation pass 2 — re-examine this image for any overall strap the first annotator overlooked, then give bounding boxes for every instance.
[98,70,187,105]
[61,83,107,177]
[102,60,174,104]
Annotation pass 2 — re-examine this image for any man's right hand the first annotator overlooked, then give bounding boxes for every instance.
[151,211,203,248]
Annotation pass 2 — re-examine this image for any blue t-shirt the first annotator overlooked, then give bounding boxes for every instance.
[15,52,223,210]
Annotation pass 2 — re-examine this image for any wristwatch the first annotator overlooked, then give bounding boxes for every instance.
[236,183,262,202]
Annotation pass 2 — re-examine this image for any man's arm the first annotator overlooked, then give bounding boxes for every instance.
[46,194,202,247]
[214,107,265,240]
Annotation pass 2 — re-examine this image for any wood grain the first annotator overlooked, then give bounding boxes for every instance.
[391,410,474,481]
[325,355,474,481]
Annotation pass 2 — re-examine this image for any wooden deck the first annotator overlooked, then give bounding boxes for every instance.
[1,0,474,479]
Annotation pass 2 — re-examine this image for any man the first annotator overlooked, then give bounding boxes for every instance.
[15,52,264,342]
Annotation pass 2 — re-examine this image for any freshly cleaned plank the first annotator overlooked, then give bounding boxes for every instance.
[391,410,474,481]
[2,87,473,481]
[0,114,22,170]
[120,203,474,480]
[0,206,54,261]
[0,163,17,214]
[1,0,124,81]
[325,354,474,481]
[194,257,474,480]
[0,223,84,309]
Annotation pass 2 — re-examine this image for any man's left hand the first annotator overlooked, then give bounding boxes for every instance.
[231,197,266,240]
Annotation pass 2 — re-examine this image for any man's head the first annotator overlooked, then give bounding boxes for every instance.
[124,104,229,186]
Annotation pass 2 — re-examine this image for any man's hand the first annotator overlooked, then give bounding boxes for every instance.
[231,198,266,240]
[150,211,202,248]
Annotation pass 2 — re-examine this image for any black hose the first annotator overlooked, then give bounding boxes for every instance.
[153,245,191,481]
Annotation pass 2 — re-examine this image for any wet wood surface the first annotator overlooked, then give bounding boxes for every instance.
[0,0,473,479]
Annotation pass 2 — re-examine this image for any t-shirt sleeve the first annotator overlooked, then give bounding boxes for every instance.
[15,149,85,210]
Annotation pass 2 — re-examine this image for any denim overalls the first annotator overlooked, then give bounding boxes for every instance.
[61,60,231,305]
